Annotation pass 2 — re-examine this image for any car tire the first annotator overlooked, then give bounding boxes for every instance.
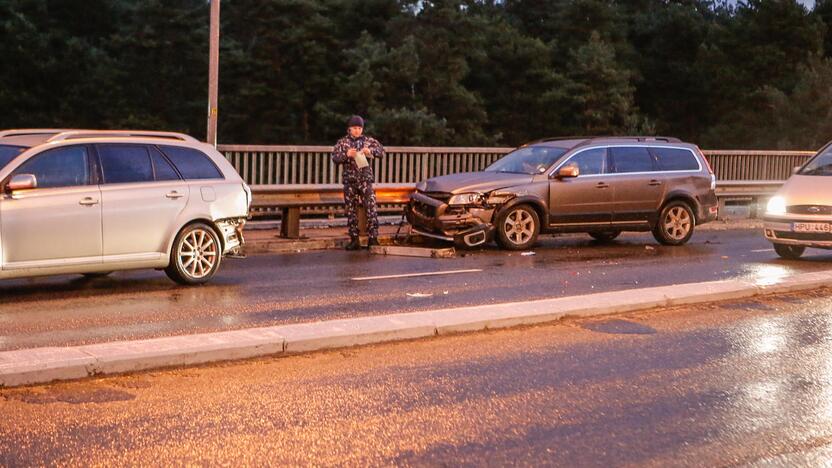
[773,243,805,260]
[589,231,621,242]
[652,201,695,246]
[165,223,222,285]
[496,204,540,251]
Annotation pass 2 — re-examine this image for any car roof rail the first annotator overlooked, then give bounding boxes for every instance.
[0,129,78,138]
[524,136,589,145]
[46,130,199,143]
[587,135,683,143]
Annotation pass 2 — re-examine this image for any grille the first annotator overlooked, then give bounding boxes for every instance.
[787,205,832,215]
[774,231,832,241]
[422,191,452,203]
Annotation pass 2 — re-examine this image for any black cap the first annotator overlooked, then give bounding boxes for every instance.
[347,115,364,128]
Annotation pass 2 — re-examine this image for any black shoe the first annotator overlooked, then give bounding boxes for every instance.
[368,238,380,248]
[345,238,361,251]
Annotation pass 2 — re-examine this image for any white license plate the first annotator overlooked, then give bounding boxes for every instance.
[793,222,832,233]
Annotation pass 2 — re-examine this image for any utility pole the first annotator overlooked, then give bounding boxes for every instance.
[206,0,220,147]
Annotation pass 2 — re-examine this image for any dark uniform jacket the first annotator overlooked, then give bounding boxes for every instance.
[331,134,385,182]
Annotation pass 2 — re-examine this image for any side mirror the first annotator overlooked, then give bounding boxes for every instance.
[6,174,37,193]
[557,166,580,179]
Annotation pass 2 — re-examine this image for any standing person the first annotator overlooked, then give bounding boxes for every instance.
[331,115,385,250]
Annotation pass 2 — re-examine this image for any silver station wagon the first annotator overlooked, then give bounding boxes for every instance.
[0,129,251,284]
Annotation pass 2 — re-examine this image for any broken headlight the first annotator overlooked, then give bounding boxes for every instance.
[448,193,485,206]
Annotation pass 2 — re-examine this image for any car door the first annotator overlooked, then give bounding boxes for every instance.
[608,146,665,224]
[96,144,189,260]
[548,147,613,227]
[0,145,102,269]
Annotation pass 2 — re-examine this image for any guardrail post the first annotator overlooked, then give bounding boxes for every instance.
[280,207,301,239]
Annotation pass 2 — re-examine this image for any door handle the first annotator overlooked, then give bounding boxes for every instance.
[165,191,184,199]
[79,197,99,206]
[595,182,609,189]
[648,180,663,186]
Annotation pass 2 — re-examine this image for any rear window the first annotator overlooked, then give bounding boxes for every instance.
[650,147,699,171]
[0,145,27,169]
[159,146,223,180]
[610,147,654,173]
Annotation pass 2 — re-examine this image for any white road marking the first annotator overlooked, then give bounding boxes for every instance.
[351,269,483,281]
[751,249,774,253]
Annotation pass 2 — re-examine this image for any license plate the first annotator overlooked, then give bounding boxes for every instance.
[793,222,832,233]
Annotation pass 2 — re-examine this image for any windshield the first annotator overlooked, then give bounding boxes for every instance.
[799,146,832,176]
[485,146,568,175]
[0,145,27,170]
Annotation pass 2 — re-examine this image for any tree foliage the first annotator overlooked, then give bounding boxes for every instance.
[0,0,830,149]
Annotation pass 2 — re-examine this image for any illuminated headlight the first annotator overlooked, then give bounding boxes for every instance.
[766,196,787,215]
[448,193,485,206]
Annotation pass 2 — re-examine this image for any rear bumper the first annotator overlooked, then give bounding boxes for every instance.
[217,217,247,254]
[698,193,719,224]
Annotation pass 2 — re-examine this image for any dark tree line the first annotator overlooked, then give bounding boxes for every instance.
[2,0,832,149]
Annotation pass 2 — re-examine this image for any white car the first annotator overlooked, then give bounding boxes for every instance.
[0,129,251,284]
[764,143,832,259]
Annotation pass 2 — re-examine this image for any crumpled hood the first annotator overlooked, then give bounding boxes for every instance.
[417,172,533,194]
[777,175,832,205]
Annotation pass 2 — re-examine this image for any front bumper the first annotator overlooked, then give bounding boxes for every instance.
[763,215,832,249]
[406,192,496,246]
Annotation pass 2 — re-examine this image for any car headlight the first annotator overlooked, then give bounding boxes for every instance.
[448,193,485,206]
[766,196,787,215]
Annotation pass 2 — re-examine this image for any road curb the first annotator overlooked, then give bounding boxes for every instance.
[2,270,831,388]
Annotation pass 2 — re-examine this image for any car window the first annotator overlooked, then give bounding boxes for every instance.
[563,148,607,176]
[98,144,154,184]
[150,147,181,181]
[611,147,654,173]
[159,146,224,180]
[651,147,699,171]
[13,145,90,189]
[800,146,832,176]
[0,145,28,170]
[485,146,568,175]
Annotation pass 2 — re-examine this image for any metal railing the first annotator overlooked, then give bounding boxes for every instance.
[219,145,817,185]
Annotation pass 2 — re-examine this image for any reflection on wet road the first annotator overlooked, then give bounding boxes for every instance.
[1,229,831,350]
[4,291,832,465]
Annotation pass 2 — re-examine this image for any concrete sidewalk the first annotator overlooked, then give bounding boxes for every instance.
[2,266,828,388]
[243,218,764,254]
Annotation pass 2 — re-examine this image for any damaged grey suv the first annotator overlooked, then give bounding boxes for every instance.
[406,137,718,250]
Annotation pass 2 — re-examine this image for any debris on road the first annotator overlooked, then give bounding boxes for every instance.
[406,292,434,298]
[371,245,455,259]
[521,251,536,256]
[645,245,655,251]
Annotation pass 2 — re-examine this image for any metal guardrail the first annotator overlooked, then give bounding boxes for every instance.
[221,145,816,185]
[251,180,785,237]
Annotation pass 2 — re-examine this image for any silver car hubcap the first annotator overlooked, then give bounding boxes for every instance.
[663,207,691,240]
[177,229,218,279]
[504,209,534,245]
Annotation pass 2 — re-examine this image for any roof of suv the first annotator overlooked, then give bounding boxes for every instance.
[528,136,685,149]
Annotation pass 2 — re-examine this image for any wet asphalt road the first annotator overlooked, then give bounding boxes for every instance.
[3,290,832,466]
[1,229,831,351]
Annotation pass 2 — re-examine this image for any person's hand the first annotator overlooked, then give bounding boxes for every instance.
[347,148,357,158]
[361,147,371,157]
